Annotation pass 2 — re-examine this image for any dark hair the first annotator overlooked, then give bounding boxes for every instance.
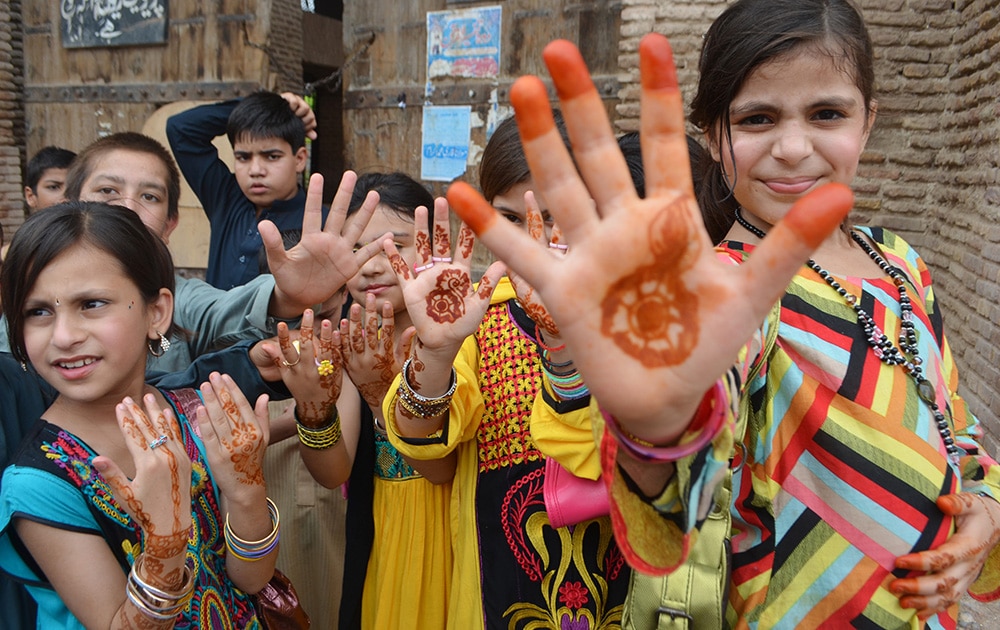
[616,132,709,203]
[479,110,570,204]
[25,146,76,191]
[690,0,875,239]
[347,171,434,220]
[63,132,181,223]
[227,91,306,152]
[1,201,178,364]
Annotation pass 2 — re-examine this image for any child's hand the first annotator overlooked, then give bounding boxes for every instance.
[891,493,1000,620]
[508,190,563,339]
[262,309,343,427]
[93,393,192,559]
[196,373,271,503]
[261,172,390,316]
[280,92,317,140]
[445,36,853,443]
[339,293,416,411]
[384,196,506,355]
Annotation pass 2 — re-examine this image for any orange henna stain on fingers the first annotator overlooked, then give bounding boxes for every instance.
[447,182,498,235]
[639,34,678,93]
[542,40,597,102]
[780,183,854,249]
[510,76,555,142]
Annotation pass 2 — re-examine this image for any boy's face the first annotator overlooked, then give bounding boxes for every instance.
[232,136,307,211]
[25,167,69,211]
[77,149,179,243]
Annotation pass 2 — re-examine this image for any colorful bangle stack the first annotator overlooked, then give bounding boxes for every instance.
[397,357,457,419]
[541,350,589,400]
[126,553,195,620]
[296,407,342,449]
[604,379,728,462]
[224,497,280,562]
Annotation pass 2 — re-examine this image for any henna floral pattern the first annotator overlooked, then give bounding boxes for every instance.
[457,224,476,259]
[425,268,471,323]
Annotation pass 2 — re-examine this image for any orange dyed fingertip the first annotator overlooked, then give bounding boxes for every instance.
[510,76,554,141]
[542,40,595,102]
[446,182,498,235]
[639,34,678,92]
[782,183,854,248]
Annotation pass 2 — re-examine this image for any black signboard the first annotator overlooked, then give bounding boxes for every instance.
[61,0,169,49]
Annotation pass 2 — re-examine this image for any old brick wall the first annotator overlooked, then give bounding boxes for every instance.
[618,0,1000,453]
[264,0,306,93]
[0,0,25,244]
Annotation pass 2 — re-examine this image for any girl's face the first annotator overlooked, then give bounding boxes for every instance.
[22,243,171,406]
[490,180,555,239]
[346,205,416,318]
[710,47,875,227]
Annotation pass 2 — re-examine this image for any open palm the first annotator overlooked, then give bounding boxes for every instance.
[446,35,853,443]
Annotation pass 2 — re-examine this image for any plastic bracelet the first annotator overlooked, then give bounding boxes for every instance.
[534,323,566,352]
[225,497,280,561]
[541,350,574,369]
[296,408,342,449]
[550,382,590,400]
[604,379,728,462]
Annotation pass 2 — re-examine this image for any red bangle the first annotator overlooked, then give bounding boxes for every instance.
[534,323,566,352]
[603,379,728,462]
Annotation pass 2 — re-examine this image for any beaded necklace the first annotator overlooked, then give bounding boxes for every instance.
[733,207,960,465]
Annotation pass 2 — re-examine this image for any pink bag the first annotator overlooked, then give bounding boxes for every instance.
[543,456,610,528]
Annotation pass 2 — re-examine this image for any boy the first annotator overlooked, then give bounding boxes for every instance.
[24,146,76,212]
[167,91,322,289]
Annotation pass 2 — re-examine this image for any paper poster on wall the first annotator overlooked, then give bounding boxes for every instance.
[61,0,168,48]
[422,106,472,182]
[427,6,502,79]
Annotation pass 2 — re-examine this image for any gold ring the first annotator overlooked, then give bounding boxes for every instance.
[281,339,302,367]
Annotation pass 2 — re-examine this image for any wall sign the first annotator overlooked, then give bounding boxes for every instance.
[427,6,502,79]
[61,0,168,48]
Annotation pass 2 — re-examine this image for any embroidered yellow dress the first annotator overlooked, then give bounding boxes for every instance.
[386,277,629,630]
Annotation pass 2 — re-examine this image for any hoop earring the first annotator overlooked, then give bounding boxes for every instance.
[148,331,171,357]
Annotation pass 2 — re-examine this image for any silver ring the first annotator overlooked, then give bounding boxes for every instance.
[548,242,569,250]
[430,256,452,263]
[149,435,168,450]
[413,261,435,274]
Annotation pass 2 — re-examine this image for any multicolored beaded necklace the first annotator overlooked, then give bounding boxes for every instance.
[733,207,961,465]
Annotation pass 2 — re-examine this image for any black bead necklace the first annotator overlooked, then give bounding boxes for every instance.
[733,207,960,465]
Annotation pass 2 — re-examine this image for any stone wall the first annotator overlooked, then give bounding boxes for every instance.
[617,0,1000,453]
[0,0,25,244]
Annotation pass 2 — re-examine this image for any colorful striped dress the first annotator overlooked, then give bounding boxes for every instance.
[602,228,1000,629]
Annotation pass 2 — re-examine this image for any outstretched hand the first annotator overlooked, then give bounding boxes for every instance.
[446,35,853,444]
[261,171,389,317]
[508,190,563,338]
[93,394,192,559]
[891,493,1000,619]
[384,197,505,356]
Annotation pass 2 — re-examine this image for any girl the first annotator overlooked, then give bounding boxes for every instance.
[0,202,279,628]
[382,119,632,627]
[268,171,450,630]
[445,1,1000,627]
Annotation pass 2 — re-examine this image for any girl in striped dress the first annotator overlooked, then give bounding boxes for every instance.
[444,0,1000,627]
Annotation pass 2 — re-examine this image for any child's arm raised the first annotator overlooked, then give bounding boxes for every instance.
[17,395,193,628]
[261,172,387,319]
[447,35,852,490]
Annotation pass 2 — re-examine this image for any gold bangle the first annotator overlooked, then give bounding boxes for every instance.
[397,358,456,419]
[296,408,342,449]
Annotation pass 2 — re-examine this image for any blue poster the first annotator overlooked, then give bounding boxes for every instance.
[421,106,472,182]
[427,6,502,79]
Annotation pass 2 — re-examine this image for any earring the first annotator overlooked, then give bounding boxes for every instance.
[20,361,27,372]
[148,331,171,357]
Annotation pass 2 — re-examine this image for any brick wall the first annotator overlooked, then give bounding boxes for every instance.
[618,0,1000,451]
[265,0,306,93]
[0,0,25,244]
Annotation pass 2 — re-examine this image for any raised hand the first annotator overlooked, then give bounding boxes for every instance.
[260,171,389,316]
[196,373,270,502]
[339,293,416,412]
[445,35,853,444]
[384,197,505,357]
[280,92,318,140]
[93,394,192,561]
[261,309,343,427]
[891,493,1000,619]
[508,190,563,338]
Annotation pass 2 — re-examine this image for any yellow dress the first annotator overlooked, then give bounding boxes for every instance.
[360,429,452,629]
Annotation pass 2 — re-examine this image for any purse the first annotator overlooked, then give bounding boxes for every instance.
[252,569,311,630]
[543,456,610,528]
[165,389,311,630]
